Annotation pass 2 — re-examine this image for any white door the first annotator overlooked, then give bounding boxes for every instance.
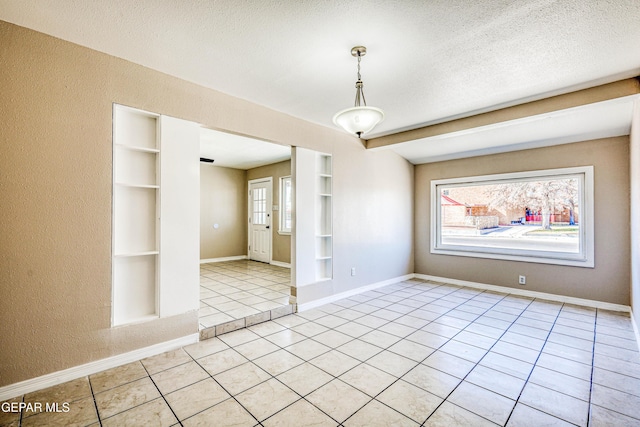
[249,179,272,263]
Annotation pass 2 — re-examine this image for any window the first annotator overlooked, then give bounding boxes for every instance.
[252,187,267,225]
[279,176,292,234]
[431,166,594,267]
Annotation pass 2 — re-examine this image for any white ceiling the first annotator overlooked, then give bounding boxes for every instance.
[2,0,640,161]
[200,128,290,170]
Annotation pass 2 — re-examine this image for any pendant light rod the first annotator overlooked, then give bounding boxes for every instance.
[353,46,366,108]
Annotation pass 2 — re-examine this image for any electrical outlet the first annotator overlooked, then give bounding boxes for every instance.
[351,267,356,276]
[518,275,526,285]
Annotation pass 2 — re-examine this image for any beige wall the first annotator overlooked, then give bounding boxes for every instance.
[247,160,292,264]
[0,21,413,387]
[200,164,247,260]
[415,137,631,305]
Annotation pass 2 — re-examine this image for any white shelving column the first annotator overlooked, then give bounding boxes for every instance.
[292,147,333,288]
[315,154,333,281]
[112,105,160,325]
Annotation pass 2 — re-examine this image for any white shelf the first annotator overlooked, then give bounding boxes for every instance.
[115,183,160,189]
[114,251,160,258]
[115,143,160,153]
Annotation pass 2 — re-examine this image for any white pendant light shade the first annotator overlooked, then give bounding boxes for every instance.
[333,106,384,137]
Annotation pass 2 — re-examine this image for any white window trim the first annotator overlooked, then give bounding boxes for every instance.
[279,175,292,235]
[430,166,594,268]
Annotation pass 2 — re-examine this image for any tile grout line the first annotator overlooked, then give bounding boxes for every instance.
[87,375,103,427]
[19,394,24,427]
[586,309,598,427]
[586,312,640,424]
[140,361,185,427]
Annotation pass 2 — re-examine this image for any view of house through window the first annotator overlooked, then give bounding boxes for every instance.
[432,167,594,267]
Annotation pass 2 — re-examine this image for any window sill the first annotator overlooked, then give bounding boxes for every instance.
[431,247,594,268]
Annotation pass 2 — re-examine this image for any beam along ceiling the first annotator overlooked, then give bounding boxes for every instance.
[3,1,640,148]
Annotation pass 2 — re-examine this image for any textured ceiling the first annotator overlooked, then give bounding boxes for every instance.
[200,128,290,170]
[2,0,640,139]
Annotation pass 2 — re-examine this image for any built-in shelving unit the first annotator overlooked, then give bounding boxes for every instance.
[292,147,334,288]
[315,154,333,281]
[112,105,160,326]
[112,105,200,326]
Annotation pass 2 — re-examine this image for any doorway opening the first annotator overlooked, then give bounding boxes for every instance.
[199,127,292,330]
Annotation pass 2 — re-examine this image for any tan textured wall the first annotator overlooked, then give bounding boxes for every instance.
[200,165,247,260]
[415,137,630,305]
[0,21,413,386]
[247,160,292,264]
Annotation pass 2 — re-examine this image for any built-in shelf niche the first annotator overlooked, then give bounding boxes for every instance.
[292,147,334,288]
[315,153,332,281]
[112,105,160,326]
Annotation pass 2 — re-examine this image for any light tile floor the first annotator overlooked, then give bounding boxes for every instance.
[3,278,640,426]
[199,260,291,329]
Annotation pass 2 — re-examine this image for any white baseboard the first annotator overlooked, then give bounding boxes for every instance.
[270,260,291,269]
[200,257,290,268]
[200,255,247,264]
[415,274,630,313]
[297,274,414,312]
[0,333,199,402]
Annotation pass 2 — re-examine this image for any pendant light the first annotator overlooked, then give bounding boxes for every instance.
[333,46,384,138]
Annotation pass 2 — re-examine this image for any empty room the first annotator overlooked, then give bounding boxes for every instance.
[1,1,640,426]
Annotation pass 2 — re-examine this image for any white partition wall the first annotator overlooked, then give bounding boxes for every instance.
[159,115,200,317]
[112,105,199,326]
[292,147,333,288]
